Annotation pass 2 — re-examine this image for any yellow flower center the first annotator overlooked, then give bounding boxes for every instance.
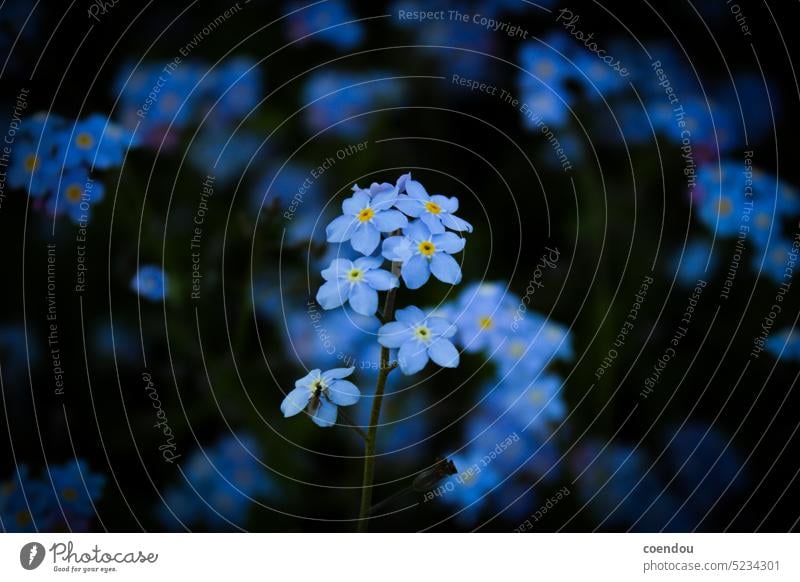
[529,389,545,405]
[425,201,442,215]
[510,341,525,358]
[16,510,31,526]
[347,268,364,283]
[755,213,770,228]
[357,207,375,222]
[536,60,555,77]
[62,487,78,502]
[24,153,39,173]
[717,197,732,217]
[76,132,94,149]
[414,325,432,343]
[418,241,436,257]
[66,185,83,203]
[478,316,493,330]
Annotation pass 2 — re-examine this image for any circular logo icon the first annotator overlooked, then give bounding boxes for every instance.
[19,542,46,570]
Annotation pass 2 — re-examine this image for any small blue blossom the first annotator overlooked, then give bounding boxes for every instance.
[58,115,133,169]
[670,240,717,287]
[394,179,472,234]
[316,256,399,316]
[378,306,459,375]
[281,367,360,427]
[326,187,408,255]
[7,137,60,197]
[131,265,167,301]
[286,0,365,50]
[382,220,464,289]
[48,460,106,525]
[48,169,105,224]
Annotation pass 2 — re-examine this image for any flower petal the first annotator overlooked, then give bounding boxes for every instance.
[342,190,370,215]
[311,398,338,427]
[326,214,357,242]
[281,387,311,417]
[401,254,431,289]
[382,236,414,262]
[295,369,321,389]
[351,223,381,255]
[349,283,379,316]
[421,212,445,234]
[316,280,350,310]
[432,232,466,254]
[363,269,398,291]
[394,196,423,217]
[321,258,354,281]
[428,316,457,338]
[404,219,431,242]
[405,179,429,200]
[430,253,462,285]
[354,255,384,270]
[428,338,460,368]
[431,194,458,213]
[378,321,414,348]
[394,305,426,324]
[398,340,429,375]
[321,367,355,380]
[372,209,408,232]
[327,380,360,406]
[371,187,398,210]
[441,213,473,233]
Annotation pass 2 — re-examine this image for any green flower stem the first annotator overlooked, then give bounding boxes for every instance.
[357,259,401,532]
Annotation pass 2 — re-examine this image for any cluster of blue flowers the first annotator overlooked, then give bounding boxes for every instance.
[8,113,135,223]
[0,461,105,532]
[571,423,745,531]
[158,434,272,530]
[690,161,800,285]
[114,58,261,151]
[281,173,472,426]
[430,282,573,522]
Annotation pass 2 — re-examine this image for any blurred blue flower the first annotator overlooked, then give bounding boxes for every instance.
[317,256,398,316]
[58,115,133,169]
[765,328,800,361]
[131,265,167,301]
[281,367,360,427]
[670,239,717,287]
[382,220,464,288]
[378,306,459,374]
[47,460,105,527]
[48,169,105,224]
[286,0,365,50]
